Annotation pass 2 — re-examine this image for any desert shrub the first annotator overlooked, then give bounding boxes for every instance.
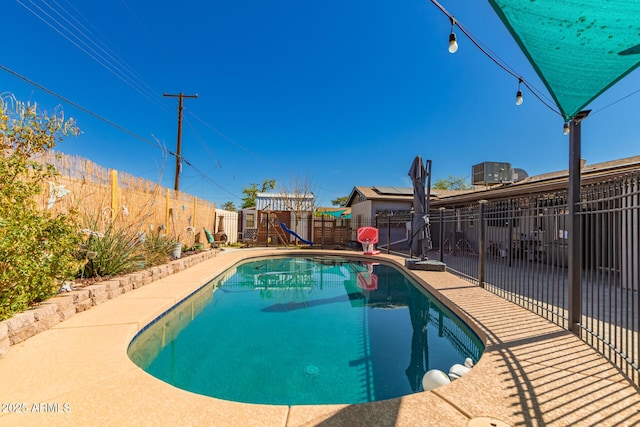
[79,212,145,278]
[142,229,178,267]
[0,95,83,320]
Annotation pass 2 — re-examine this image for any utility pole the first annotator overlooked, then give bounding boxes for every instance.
[163,92,198,191]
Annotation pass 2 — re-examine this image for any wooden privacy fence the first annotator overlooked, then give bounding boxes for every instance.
[36,152,218,246]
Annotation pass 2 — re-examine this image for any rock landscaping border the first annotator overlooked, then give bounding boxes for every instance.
[0,249,218,358]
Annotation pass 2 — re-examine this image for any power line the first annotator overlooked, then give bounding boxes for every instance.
[182,115,222,166]
[2,63,241,202]
[1,63,167,152]
[590,87,640,117]
[7,1,251,203]
[17,0,172,114]
[182,161,241,200]
[185,109,270,164]
[13,0,244,199]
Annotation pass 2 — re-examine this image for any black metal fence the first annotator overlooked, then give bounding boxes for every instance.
[426,171,639,387]
[236,180,638,386]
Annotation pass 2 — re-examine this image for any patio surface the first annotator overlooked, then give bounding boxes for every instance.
[0,249,638,427]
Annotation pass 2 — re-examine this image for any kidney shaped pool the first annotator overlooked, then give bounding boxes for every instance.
[128,256,484,405]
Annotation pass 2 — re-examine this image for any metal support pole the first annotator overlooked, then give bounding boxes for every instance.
[508,200,513,268]
[478,200,487,288]
[568,110,590,335]
[439,207,445,263]
[387,214,391,254]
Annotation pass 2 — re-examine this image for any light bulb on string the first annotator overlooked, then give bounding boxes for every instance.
[515,78,523,106]
[449,33,458,53]
[563,122,570,135]
[448,17,458,54]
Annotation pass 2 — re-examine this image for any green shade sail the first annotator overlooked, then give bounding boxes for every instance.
[488,0,640,121]
[320,209,345,218]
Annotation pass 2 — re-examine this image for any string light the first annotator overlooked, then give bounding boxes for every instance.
[448,17,458,53]
[430,1,563,117]
[515,78,524,106]
[432,0,594,133]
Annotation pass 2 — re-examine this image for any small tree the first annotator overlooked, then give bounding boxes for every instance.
[278,175,315,242]
[331,196,348,207]
[0,95,83,320]
[241,179,276,209]
[279,175,315,213]
[432,175,471,190]
[221,201,236,211]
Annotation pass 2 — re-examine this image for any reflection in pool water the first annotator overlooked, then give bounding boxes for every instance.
[128,256,483,405]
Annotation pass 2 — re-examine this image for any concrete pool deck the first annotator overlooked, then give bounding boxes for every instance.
[0,249,638,426]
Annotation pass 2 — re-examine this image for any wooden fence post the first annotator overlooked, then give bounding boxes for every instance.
[193,196,197,229]
[165,189,170,232]
[110,169,118,221]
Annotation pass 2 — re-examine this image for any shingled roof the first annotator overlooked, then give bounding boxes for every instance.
[346,155,640,208]
[431,155,640,206]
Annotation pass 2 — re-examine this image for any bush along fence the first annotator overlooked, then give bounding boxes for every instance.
[38,151,219,249]
[0,99,224,333]
[0,250,218,358]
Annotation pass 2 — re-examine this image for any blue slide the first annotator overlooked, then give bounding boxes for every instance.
[280,222,313,245]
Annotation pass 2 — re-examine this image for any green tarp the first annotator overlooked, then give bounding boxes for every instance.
[488,0,640,120]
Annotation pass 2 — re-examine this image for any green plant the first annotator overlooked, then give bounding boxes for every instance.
[433,175,471,190]
[142,229,178,267]
[241,178,276,209]
[0,95,83,320]
[79,211,145,278]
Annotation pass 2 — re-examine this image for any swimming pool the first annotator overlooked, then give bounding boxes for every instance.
[128,256,484,405]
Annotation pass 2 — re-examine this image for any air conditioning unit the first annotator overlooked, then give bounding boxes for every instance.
[472,162,512,186]
[511,167,529,182]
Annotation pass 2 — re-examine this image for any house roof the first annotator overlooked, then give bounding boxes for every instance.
[346,155,640,208]
[256,192,314,199]
[346,185,476,206]
[254,192,315,211]
[431,155,640,206]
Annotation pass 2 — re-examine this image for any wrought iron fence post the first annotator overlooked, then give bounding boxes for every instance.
[568,111,589,335]
[508,200,513,268]
[478,200,487,288]
[439,207,445,263]
[387,214,391,254]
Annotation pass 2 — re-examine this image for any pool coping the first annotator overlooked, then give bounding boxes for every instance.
[0,249,638,426]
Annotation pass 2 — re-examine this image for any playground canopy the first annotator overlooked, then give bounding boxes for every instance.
[488,0,640,121]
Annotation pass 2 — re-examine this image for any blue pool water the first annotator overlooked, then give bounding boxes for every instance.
[128,256,484,405]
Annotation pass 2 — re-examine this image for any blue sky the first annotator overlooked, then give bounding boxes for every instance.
[2,1,639,208]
